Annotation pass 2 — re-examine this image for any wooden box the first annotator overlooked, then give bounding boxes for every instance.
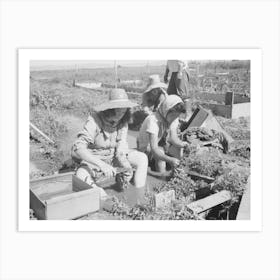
[30,173,100,220]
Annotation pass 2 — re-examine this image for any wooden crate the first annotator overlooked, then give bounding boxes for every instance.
[30,173,100,220]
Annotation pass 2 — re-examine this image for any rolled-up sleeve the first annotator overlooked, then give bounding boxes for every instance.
[146,116,159,136]
[72,117,97,152]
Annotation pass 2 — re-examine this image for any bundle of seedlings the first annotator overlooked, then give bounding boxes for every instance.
[180,126,229,153]
[182,148,225,178]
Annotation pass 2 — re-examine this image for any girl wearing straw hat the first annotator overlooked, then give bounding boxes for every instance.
[71,88,148,202]
[142,74,168,114]
[137,95,189,173]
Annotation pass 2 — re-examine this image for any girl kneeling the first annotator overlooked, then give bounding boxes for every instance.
[137,95,188,173]
[71,89,148,201]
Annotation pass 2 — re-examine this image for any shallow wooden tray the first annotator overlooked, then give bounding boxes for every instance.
[30,173,100,220]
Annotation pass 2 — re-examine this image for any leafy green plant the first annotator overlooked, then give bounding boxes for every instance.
[229,141,250,159]
[213,169,249,199]
[153,169,196,200]
[105,195,197,220]
[185,149,225,177]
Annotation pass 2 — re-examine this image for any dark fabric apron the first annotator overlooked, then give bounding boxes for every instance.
[167,70,190,99]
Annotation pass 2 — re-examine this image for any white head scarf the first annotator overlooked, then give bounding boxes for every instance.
[158,95,183,119]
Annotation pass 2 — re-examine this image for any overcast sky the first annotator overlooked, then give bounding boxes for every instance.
[30,60,166,71]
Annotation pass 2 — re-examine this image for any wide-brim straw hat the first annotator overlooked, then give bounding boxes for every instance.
[93,88,137,112]
[144,74,167,93]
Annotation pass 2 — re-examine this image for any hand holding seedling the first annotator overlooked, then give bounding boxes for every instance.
[99,163,117,177]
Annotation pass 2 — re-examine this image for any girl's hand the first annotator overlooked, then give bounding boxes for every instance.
[183,141,189,147]
[170,157,180,167]
[99,163,117,178]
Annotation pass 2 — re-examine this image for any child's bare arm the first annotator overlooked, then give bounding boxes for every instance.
[168,119,189,148]
[149,133,179,166]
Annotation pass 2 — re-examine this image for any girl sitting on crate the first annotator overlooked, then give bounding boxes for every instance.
[137,95,189,174]
[71,88,148,202]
